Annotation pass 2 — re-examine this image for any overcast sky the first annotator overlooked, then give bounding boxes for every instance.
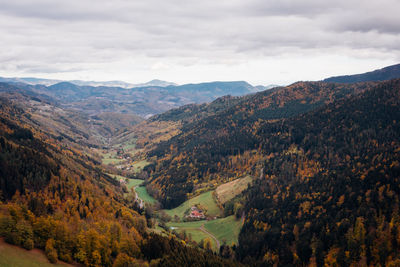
[0,0,399,85]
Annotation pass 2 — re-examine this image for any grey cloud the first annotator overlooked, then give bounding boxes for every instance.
[0,0,398,81]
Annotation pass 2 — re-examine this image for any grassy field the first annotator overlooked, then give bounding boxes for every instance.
[102,151,124,165]
[126,179,144,190]
[215,175,253,204]
[107,175,144,197]
[0,239,73,267]
[131,160,150,173]
[107,174,143,188]
[166,221,218,249]
[204,215,242,246]
[164,191,221,219]
[135,186,156,204]
[121,139,137,151]
[166,215,242,249]
[108,174,154,204]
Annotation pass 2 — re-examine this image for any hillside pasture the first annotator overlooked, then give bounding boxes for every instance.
[164,191,221,219]
[215,175,253,205]
[135,186,157,204]
[0,238,73,267]
[204,215,242,246]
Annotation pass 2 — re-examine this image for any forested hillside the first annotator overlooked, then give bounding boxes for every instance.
[0,89,242,266]
[238,78,400,266]
[145,81,377,208]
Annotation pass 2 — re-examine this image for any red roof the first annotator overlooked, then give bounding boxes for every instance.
[191,210,202,217]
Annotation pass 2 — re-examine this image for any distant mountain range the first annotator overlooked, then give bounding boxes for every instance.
[323,63,400,83]
[0,76,177,88]
[1,80,267,118]
[0,76,275,117]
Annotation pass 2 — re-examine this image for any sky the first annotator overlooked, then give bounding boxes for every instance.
[0,0,399,86]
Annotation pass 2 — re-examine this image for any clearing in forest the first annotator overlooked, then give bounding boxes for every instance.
[215,175,253,205]
[164,191,221,219]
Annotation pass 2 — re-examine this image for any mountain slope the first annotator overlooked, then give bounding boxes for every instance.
[238,79,400,266]
[324,63,400,83]
[145,81,377,208]
[0,86,242,267]
[0,82,143,147]
[140,78,400,266]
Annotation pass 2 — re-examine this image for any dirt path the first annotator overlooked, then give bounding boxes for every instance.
[199,224,220,249]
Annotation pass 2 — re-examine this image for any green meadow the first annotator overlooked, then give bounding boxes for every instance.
[135,186,157,204]
[164,191,221,219]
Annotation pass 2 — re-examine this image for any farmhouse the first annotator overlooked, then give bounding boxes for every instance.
[188,206,205,219]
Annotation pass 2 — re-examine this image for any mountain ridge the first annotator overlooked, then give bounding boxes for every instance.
[14,80,264,118]
[0,76,177,89]
[323,63,400,83]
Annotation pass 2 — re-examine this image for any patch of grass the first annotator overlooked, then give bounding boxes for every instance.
[166,216,242,249]
[204,215,242,246]
[101,150,125,165]
[164,191,221,219]
[131,160,150,173]
[215,175,253,205]
[126,179,144,190]
[166,221,218,250]
[107,173,125,180]
[135,186,156,204]
[103,158,124,165]
[122,139,137,151]
[102,155,124,165]
[107,174,143,194]
[0,238,72,267]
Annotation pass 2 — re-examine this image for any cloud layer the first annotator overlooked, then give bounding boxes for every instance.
[0,0,399,84]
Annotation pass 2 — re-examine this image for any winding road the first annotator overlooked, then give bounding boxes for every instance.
[199,224,220,249]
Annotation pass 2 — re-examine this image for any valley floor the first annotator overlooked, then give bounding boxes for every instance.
[101,138,250,252]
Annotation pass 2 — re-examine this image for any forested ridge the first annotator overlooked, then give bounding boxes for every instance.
[146,81,377,208]
[238,79,400,266]
[324,63,400,83]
